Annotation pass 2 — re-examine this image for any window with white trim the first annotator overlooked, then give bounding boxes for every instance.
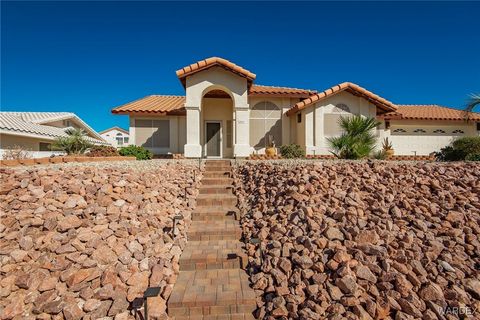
[249,101,282,149]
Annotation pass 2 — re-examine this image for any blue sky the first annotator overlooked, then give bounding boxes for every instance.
[2,1,479,131]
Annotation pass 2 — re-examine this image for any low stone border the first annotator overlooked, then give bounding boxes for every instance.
[0,156,136,167]
[248,154,435,161]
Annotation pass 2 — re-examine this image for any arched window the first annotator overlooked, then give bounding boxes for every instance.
[333,103,350,113]
[250,101,282,149]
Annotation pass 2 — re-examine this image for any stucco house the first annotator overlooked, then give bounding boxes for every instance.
[99,126,130,148]
[112,57,480,158]
[0,112,107,158]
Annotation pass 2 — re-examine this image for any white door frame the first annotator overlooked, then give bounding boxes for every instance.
[204,120,223,158]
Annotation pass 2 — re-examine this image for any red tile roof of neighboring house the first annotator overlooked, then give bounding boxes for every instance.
[111,95,186,115]
[249,84,316,97]
[286,82,397,116]
[383,105,480,121]
[176,57,256,87]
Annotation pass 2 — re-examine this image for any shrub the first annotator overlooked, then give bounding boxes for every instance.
[2,145,31,160]
[87,146,119,157]
[465,153,480,161]
[52,128,93,155]
[279,144,305,159]
[372,150,387,160]
[435,136,480,161]
[119,145,152,160]
[327,115,380,159]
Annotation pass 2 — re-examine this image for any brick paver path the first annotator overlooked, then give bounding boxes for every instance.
[168,160,256,319]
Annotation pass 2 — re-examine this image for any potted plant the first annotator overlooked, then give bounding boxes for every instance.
[265,135,277,157]
[382,137,394,157]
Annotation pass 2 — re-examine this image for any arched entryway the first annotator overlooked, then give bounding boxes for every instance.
[200,88,234,158]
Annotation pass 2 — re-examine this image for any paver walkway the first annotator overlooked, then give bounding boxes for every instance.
[168,160,256,319]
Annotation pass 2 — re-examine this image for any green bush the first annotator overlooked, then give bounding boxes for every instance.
[52,128,93,155]
[435,136,480,161]
[119,145,153,160]
[279,144,305,158]
[87,146,119,157]
[465,153,480,161]
[372,150,387,160]
[327,115,380,159]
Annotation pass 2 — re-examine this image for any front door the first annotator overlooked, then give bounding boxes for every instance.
[206,122,221,157]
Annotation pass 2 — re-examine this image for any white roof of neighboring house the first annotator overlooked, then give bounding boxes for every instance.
[99,126,129,135]
[0,112,107,144]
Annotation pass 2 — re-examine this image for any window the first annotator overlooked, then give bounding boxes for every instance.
[226,120,233,148]
[124,137,129,144]
[393,128,407,133]
[433,129,446,134]
[297,113,302,123]
[477,122,480,131]
[63,120,72,127]
[39,142,51,151]
[413,129,426,133]
[250,101,282,148]
[136,119,170,148]
[333,103,350,113]
[385,121,391,129]
[452,129,464,134]
[116,133,124,146]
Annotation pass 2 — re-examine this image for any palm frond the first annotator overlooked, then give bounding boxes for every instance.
[465,93,480,113]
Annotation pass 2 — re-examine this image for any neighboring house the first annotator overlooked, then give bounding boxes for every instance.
[0,112,107,158]
[99,126,130,148]
[112,57,480,158]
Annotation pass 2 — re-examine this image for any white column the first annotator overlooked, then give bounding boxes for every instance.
[233,105,251,157]
[305,108,315,155]
[184,105,202,158]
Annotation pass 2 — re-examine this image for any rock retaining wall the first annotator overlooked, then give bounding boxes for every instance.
[0,160,201,320]
[234,160,480,319]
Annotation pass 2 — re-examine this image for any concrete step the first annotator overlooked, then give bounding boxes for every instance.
[179,240,247,270]
[204,160,231,167]
[196,194,237,207]
[168,269,256,317]
[188,220,242,241]
[192,206,239,221]
[203,171,231,178]
[172,314,255,320]
[202,178,233,186]
[199,185,233,195]
[204,166,231,172]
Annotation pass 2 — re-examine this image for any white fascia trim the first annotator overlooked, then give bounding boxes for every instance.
[0,129,56,141]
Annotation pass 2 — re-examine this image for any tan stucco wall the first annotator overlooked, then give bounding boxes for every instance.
[129,115,185,155]
[0,134,52,151]
[386,119,477,155]
[305,91,376,155]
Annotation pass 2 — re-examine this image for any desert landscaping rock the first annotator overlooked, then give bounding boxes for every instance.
[0,160,201,319]
[234,160,480,319]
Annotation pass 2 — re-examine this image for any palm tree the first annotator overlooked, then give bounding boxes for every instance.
[465,93,480,113]
[327,115,380,159]
[52,128,93,155]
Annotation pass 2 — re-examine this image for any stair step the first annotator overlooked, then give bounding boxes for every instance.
[172,313,255,320]
[204,166,231,172]
[202,178,233,186]
[205,160,231,167]
[199,185,233,195]
[168,269,256,316]
[197,194,237,207]
[203,171,231,178]
[188,220,242,241]
[192,207,238,221]
[179,240,246,270]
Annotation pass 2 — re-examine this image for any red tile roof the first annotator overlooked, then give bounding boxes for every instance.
[286,82,397,116]
[383,105,480,121]
[111,95,186,115]
[176,57,256,87]
[249,84,316,97]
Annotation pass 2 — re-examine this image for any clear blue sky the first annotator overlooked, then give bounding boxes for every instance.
[2,1,479,131]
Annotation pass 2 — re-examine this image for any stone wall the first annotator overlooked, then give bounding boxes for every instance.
[234,160,480,319]
[0,160,201,320]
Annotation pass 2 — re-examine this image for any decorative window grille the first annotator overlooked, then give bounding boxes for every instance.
[452,129,465,134]
[413,129,426,133]
[393,128,407,133]
[433,129,446,134]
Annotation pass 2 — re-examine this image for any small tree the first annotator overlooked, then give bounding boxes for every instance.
[327,115,380,159]
[52,128,93,155]
[465,93,480,113]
